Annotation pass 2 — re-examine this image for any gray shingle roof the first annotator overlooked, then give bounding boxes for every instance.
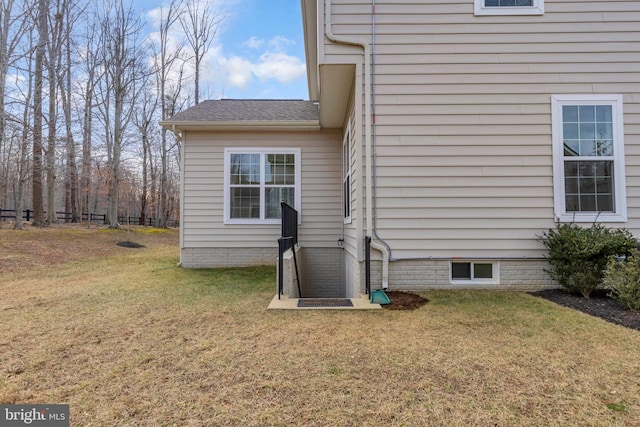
[166,99,319,123]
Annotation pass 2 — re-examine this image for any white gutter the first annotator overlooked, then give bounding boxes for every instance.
[324,0,388,289]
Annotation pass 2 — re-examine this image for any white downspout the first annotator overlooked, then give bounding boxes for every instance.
[324,0,389,289]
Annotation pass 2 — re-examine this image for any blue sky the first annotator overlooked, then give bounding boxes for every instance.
[140,0,309,101]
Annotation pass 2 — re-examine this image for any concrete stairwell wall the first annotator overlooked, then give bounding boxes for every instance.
[299,247,345,298]
[278,246,346,298]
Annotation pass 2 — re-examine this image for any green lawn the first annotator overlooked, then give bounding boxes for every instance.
[1,229,639,426]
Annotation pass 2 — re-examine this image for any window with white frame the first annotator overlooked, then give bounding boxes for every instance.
[551,95,627,223]
[450,261,499,284]
[224,148,301,224]
[474,0,544,15]
[343,125,352,224]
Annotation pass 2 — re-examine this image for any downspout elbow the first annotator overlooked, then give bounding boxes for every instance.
[324,0,369,51]
[370,240,389,289]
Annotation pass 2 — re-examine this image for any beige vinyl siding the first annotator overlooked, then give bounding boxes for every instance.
[182,130,342,250]
[323,0,640,258]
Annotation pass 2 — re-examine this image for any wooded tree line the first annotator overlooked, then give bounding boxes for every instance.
[0,0,221,228]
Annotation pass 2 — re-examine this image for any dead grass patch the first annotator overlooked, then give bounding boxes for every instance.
[1,226,639,426]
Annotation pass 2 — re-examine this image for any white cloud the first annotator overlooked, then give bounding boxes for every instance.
[210,36,305,91]
[242,36,264,49]
[253,52,306,84]
[268,35,295,51]
[217,56,254,89]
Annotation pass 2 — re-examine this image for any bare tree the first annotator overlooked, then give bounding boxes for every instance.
[13,26,35,229]
[0,0,29,210]
[133,72,158,227]
[31,0,48,226]
[0,0,14,208]
[57,0,82,222]
[152,0,187,227]
[96,0,145,228]
[180,0,222,105]
[77,10,102,222]
[44,0,65,224]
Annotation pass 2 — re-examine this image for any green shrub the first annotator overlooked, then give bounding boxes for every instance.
[538,223,636,298]
[603,250,640,311]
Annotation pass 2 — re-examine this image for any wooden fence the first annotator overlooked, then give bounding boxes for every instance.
[0,209,178,227]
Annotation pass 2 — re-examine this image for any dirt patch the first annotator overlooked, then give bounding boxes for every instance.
[530,289,640,331]
[382,290,429,310]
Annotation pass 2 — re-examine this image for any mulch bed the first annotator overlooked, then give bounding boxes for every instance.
[382,291,429,310]
[530,289,640,331]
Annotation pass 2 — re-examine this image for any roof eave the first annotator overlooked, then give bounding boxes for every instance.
[160,120,321,132]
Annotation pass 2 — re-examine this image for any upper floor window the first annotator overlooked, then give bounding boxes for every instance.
[224,148,301,224]
[474,0,544,15]
[551,95,627,223]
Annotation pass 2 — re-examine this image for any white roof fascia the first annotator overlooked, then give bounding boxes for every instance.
[160,120,321,132]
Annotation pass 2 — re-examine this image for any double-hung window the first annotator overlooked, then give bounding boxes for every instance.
[343,124,352,224]
[224,148,301,224]
[551,95,627,223]
[474,0,544,15]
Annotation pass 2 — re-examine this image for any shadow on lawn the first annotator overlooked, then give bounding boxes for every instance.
[382,289,640,331]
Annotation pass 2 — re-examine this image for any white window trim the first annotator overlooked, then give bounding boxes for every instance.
[343,122,352,224]
[551,94,627,223]
[450,261,500,285]
[474,0,544,16]
[223,147,301,225]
